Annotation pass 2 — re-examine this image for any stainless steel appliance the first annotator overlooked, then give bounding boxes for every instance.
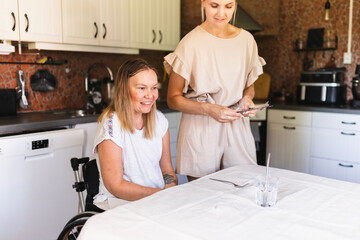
[297,68,347,105]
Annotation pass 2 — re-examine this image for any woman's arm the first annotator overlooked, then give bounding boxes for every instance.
[167,72,242,123]
[159,129,177,188]
[98,140,162,201]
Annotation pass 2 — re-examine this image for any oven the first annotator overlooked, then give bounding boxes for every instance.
[250,108,267,166]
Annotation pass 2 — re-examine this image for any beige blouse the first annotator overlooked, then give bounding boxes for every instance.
[164,25,265,107]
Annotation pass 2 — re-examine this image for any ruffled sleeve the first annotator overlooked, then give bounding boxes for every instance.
[164,52,192,93]
[246,34,266,88]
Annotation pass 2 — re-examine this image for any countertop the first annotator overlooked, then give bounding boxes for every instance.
[1,101,360,136]
[270,101,360,114]
[0,102,175,136]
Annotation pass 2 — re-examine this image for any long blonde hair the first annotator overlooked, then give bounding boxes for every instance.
[201,0,238,25]
[99,58,158,139]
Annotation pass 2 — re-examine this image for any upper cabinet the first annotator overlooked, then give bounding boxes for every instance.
[0,0,180,53]
[18,0,62,43]
[62,0,130,48]
[0,0,62,43]
[0,0,19,40]
[129,0,180,51]
[238,0,279,36]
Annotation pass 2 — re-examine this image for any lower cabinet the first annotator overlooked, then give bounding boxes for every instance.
[310,112,360,183]
[267,109,360,183]
[266,109,312,173]
[310,157,360,183]
[267,123,311,173]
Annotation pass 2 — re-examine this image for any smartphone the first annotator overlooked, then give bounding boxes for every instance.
[237,101,272,113]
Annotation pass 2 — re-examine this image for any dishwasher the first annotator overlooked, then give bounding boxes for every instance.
[0,128,84,240]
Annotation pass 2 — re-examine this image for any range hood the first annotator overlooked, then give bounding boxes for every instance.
[234,5,263,33]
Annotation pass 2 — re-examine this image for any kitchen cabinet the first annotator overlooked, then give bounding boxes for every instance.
[266,109,312,173]
[129,0,180,51]
[62,0,130,47]
[310,112,360,183]
[0,0,19,40]
[164,111,188,184]
[0,0,62,43]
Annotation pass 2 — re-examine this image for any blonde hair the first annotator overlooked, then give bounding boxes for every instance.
[201,0,238,25]
[98,58,158,139]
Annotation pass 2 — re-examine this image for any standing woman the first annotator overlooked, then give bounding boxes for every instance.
[93,59,177,210]
[164,0,265,181]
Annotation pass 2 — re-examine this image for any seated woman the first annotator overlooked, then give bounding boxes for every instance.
[93,58,178,210]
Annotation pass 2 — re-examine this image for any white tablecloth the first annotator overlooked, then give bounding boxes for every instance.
[78,165,360,240]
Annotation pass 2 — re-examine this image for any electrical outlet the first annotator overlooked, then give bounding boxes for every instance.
[344,53,352,64]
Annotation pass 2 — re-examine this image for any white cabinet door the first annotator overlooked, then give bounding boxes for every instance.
[267,122,311,173]
[0,0,19,40]
[311,157,360,183]
[154,0,180,51]
[62,0,100,45]
[130,0,180,51]
[129,0,155,49]
[18,0,62,43]
[99,0,130,47]
[311,128,360,164]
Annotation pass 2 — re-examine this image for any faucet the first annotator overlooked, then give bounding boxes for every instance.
[84,63,114,111]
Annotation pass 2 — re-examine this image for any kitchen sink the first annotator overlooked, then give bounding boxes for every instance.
[49,109,96,118]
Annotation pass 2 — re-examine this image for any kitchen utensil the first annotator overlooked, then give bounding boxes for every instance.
[18,70,29,108]
[30,69,56,92]
[209,178,249,188]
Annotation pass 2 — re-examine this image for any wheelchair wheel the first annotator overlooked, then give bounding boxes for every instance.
[64,211,98,228]
[57,218,88,240]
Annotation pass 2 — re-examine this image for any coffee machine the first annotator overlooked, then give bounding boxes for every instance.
[352,65,360,107]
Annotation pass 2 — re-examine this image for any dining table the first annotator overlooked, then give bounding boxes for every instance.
[78,164,360,240]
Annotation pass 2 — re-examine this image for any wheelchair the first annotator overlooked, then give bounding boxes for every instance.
[57,157,104,240]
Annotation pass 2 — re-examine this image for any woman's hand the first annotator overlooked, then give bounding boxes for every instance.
[238,95,257,118]
[204,103,243,123]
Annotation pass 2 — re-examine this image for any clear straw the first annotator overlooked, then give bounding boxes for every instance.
[265,153,271,187]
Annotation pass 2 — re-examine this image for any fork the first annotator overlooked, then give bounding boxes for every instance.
[209,178,249,188]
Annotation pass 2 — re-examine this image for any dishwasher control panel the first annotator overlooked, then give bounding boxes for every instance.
[32,139,49,150]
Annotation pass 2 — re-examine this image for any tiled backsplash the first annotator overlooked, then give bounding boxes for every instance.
[0,49,167,112]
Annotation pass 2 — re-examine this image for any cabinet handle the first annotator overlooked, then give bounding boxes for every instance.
[283,126,296,130]
[340,132,356,136]
[152,29,156,43]
[102,23,107,39]
[159,30,163,44]
[283,116,296,120]
[24,13,29,32]
[11,12,16,31]
[94,22,98,38]
[341,121,356,125]
[338,163,354,168]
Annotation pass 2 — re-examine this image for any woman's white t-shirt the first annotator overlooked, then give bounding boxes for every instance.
[92,110,169,205]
